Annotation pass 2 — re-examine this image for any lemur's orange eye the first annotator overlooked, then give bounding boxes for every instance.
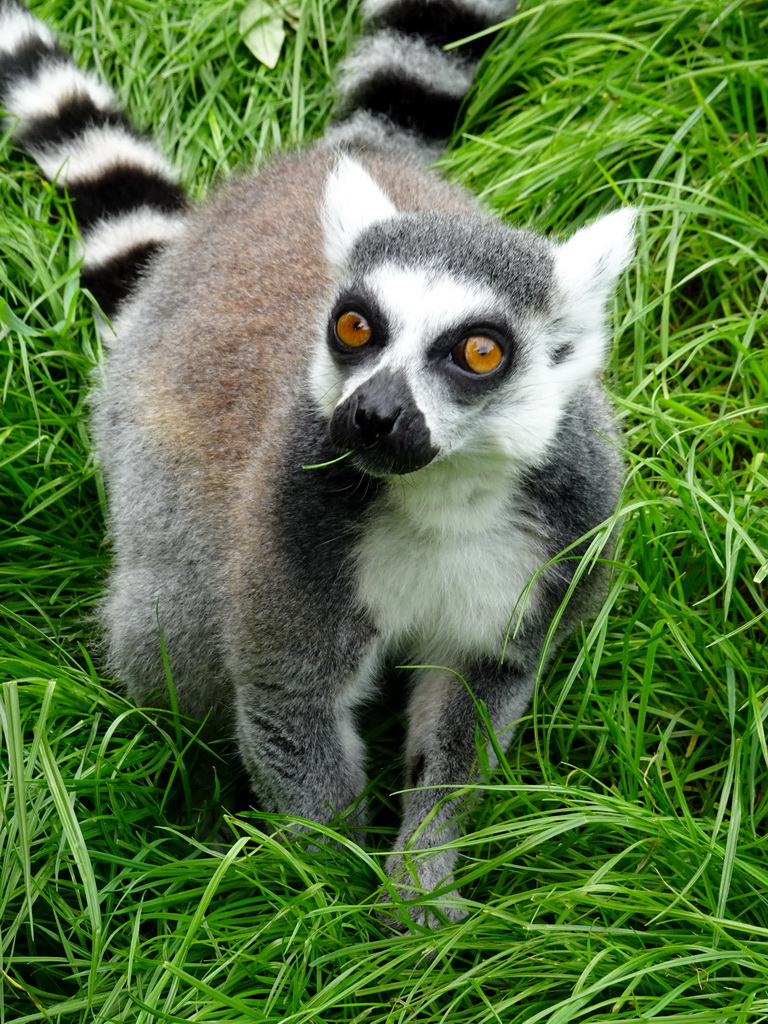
[454,335,503,374]
[335,311,372,348]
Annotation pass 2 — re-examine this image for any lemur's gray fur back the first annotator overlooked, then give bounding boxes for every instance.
[1,0,634,929]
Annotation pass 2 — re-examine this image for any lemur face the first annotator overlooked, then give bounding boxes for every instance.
[322,265,522,475]
[312,157,635,476]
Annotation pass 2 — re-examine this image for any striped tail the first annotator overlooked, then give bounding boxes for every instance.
[0,0,186,319]
[327,0,516,155]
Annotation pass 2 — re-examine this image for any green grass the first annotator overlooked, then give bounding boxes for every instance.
[2,0,767,1020]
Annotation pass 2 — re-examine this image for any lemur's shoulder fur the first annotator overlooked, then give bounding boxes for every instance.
[0,0,634,929]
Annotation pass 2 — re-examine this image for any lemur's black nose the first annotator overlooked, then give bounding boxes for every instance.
[328,368,438,475]
[353,398,401,444]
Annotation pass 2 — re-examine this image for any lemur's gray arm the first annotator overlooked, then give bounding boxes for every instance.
[384,660,537,928]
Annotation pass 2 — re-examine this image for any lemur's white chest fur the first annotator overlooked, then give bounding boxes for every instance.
[354,455,548,664]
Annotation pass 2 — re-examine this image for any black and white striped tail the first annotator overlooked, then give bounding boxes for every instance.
[328,0,516,155]
[0,0,186,319]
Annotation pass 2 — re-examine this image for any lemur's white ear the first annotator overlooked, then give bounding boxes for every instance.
[554,207,637,305]
[548,208,636,386]
[322,156,397,268]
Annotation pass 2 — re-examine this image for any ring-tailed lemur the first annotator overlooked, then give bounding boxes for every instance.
[0,0,634,927]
